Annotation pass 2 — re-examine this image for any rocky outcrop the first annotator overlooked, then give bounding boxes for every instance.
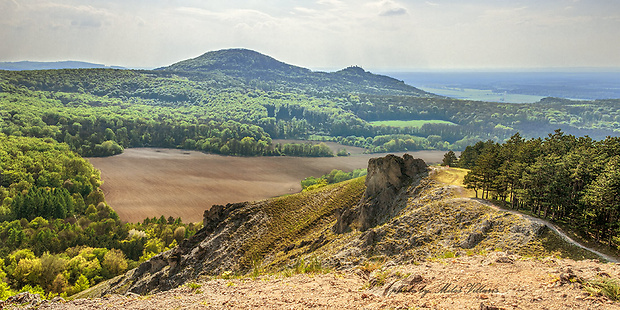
[325,179,548,269]
[96,201,267,295]
[334,154,427,233]
[87,154,565,298]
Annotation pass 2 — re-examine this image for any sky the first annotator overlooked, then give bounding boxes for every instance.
[1,0,619,70]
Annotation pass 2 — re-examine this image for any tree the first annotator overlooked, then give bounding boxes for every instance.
[441,150,458,166]
[583,156,620,245]
[173,226,186,244]
[102,249,128,278]
[70,274,90,294]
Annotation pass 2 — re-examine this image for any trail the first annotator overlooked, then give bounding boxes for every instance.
[433,165,619,263]
[472,198,620,263]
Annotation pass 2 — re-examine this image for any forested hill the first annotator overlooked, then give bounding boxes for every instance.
[1,48,620,158]
[157,48,434,96]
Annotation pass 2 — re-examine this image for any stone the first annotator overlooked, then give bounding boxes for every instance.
[333,154,427,233]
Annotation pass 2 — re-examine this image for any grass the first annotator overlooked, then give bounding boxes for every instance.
[238,177,366,270]
[186,282,202,294]
[551,219,620,262]
[584,277,620,301]
[359,258,386,274]
[518,226,599,260]
[280,256,330,278]
[292,256,329,274]
[369,119,456,128]
[430,167,476,198]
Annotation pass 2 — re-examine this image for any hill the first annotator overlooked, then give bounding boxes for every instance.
[72,154,613,301]
[1,48,619,161]
[158,48,435,96]
[0,61,125,71]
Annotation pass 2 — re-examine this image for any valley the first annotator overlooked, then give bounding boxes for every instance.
[88,147,447,223]
[1,48,620,304]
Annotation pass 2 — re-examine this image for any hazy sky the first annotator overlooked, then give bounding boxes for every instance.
[1,0,619,70]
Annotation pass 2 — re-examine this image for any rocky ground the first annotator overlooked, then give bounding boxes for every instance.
[4,252,619,310]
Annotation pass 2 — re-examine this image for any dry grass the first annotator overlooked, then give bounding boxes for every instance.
[239,177,366,270]
[430,166,476,198]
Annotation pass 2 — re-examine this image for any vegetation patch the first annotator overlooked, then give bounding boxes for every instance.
[518,228,599,260]
[301,169,367,192]
[460,131,620,254]
[584,277,620,301]
[238,177,366,270]
[369,119,457,128]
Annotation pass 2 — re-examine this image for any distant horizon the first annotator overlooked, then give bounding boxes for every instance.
[2,58,620,74]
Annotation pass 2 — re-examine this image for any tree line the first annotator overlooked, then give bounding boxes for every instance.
[3,68,619,157]
[458,130,620,248]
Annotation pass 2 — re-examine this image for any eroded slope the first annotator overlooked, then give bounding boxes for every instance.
[84,154,599,297]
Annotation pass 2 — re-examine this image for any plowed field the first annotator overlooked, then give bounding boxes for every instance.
[88,148,447,223]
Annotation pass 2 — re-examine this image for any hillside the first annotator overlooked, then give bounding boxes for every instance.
[2,154,620,309]
[26,256,620,309]
[158,48,434,96]
[53,154,613,302]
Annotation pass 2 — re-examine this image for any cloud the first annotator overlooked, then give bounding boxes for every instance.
[2,2,114,29]
[1,0,619,69]
[379,7,407,16]
[317,0,344,6]
[293,7,319,15]
[367,0,408,17]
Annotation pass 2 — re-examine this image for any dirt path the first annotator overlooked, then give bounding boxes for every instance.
[473,198,620,263]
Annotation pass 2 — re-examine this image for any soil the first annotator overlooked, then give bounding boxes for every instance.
[87,148,447,223]
[33,254,620,310]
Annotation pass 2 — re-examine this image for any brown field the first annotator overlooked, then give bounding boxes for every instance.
[88,148,447,223]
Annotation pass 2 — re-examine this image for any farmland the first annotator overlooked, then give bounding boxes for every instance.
[88,148,447,223]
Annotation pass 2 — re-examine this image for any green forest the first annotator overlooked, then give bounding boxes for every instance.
[1,49,619,159]
[459,130,620,250]
[0,135,201,299]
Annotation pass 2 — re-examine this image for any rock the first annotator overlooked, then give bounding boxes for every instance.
[461,232,484,249]
[559,268,582,285]
[3,292,43,308]
[479,302,506,310]
[363,229,376,246]
[333,154,427,233]
[495,256,514,264]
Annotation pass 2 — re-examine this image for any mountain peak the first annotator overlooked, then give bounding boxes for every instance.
[159,48,435,96]
[160,48,309,75]
[337,66,367,75]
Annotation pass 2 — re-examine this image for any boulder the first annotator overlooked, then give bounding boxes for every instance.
[334,154,427,233]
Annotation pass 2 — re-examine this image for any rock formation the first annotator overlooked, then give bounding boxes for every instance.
[86,154,556,297]
[334,154,427,233]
